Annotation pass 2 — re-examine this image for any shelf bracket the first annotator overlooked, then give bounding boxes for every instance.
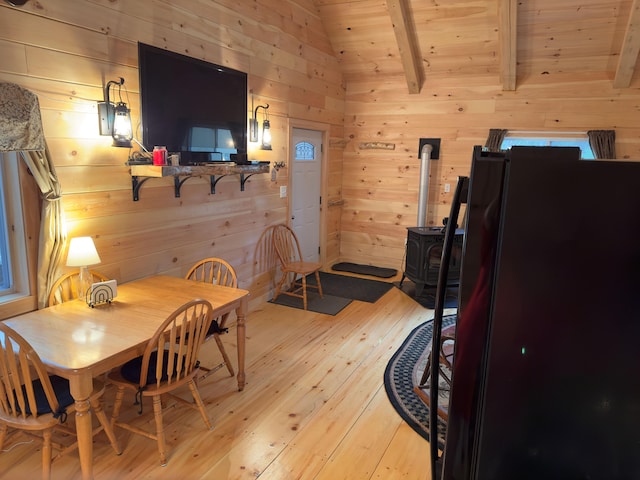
[129,163,270,200]
[132,176,152,201]
[210,175,227,194]
[174,175,197,198]
[240,173,256,191]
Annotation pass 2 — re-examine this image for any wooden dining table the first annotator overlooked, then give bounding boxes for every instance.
[3,275,249,480]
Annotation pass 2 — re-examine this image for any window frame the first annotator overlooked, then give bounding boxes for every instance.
[0,152,39,319]
[500,131,595,159]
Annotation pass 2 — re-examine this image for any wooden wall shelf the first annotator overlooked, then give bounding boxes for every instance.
[129,163,270,201]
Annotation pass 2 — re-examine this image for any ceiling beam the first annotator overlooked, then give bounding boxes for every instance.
[499,0,517,91]
[614,0,640,88]
[387,0,424,94]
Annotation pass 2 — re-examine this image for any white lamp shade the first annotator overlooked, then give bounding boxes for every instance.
[66,236,101,267]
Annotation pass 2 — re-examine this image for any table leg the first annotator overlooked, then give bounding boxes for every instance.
[235,297,247,391]
[69,375,94,480]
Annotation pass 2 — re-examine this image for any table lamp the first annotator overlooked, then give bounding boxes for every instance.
[66,236,101,300]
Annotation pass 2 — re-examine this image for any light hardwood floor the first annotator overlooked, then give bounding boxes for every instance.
[0,277,444,479]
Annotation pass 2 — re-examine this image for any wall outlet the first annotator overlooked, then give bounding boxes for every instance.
[444,183,451,193]
[280,186,287,198]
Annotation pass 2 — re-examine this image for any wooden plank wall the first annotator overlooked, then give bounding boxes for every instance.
[0,0,345,308]
[322,0,640,273]
[4,0,640,303]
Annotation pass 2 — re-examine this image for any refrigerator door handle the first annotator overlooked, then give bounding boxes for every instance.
[430,175,469,479]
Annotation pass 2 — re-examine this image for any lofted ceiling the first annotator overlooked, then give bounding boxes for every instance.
[314,0,640,93]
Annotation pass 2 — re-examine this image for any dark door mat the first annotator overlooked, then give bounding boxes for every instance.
[307,271,394,303]
[269,292,352,315]
[331,262,397,278]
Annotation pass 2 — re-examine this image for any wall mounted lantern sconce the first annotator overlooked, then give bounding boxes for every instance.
[98,77,133,148]
[250,103,272,150]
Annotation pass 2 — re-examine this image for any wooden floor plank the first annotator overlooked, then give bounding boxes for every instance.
[372,420,432,480]
[313,387,405,480]
[0,283,438,479]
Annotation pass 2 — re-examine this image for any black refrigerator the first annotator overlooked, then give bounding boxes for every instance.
[434,146,640,480]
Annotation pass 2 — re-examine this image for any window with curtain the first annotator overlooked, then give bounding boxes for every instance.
[0,82,59,313]
[0,152,30,302]
[500,131,595,159]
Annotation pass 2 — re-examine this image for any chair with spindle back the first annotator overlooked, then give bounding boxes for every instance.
[47,270,109,306]
[107,299,214,466]
[185,257,238,379]
[0,323,120,480]
[413,323,457,421]
[272,224,323,310]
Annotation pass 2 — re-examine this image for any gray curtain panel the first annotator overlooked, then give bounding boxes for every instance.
[587,130,616,159]
[484,129,508,152]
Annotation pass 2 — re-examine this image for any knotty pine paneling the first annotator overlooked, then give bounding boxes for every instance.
[5,0,640,305]
[323,0,640,278]
[0,0,344,310]
[339,79,640,270]
[0,8,109,59]
[0,40,28,74]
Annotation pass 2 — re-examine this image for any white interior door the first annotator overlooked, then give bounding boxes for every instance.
[291,128,322,263]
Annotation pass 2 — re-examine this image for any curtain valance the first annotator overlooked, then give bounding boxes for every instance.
[0,82,46,151]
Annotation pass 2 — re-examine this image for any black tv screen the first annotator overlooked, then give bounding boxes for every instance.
[138,43,247,164]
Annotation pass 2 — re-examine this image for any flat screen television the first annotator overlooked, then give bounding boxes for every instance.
[138,42,248,165]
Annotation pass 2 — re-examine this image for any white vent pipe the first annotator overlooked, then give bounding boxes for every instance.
[417,143,433,227]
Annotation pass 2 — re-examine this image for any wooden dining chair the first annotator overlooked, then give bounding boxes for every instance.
[47,270,109,306]
[185,257,238,379]
[272,223,323,310]
[413,323,456,421]
[0,323,121,480]
[108,299,214,466]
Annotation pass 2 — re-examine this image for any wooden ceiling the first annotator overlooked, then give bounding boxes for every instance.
[314,0,640,93]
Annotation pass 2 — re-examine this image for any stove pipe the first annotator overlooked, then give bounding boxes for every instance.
[417,143,434,227]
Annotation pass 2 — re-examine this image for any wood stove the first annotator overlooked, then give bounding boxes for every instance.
[401,226,464,296]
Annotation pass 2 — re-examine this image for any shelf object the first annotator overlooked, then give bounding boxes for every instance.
[129,163,269,201]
